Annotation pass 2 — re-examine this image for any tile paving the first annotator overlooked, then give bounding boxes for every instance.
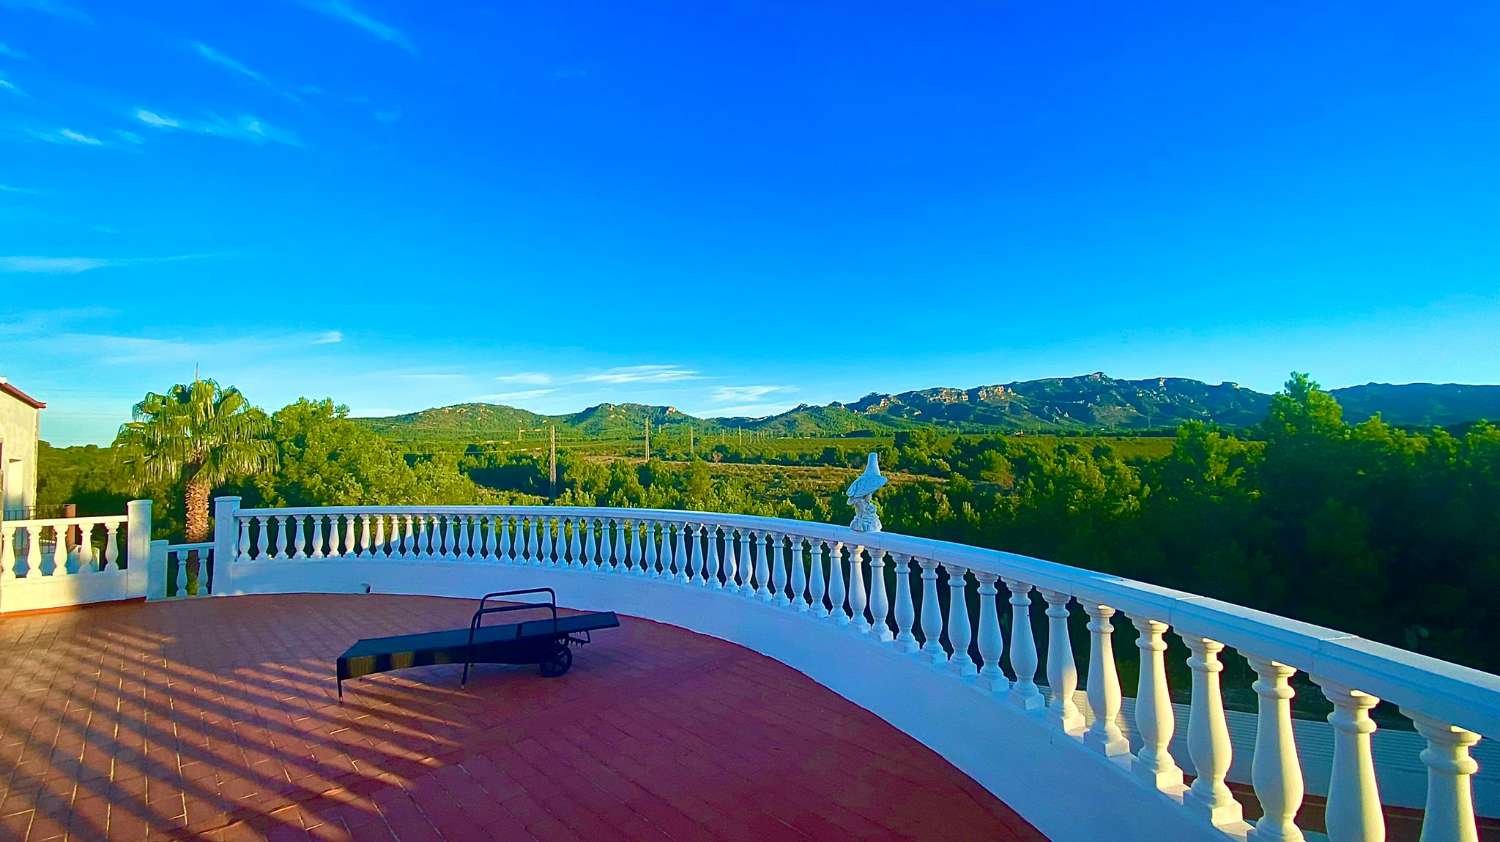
[0,594,1044,841]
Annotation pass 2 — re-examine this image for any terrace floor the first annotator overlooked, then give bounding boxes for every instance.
[0,594,1043,841]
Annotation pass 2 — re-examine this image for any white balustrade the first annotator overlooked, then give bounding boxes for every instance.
[1083,602,1129,757]
[212,502,1496,842]
[1184,635,1243,827]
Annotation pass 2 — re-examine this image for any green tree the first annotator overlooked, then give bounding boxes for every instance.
[114,379,276,541]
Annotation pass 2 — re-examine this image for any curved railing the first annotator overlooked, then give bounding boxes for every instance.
[214,499,1497,841]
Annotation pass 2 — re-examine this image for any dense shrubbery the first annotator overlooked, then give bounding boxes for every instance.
[39,375,1500,670]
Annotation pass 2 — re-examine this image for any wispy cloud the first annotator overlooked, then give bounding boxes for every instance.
[303,0,416,55]
[0,73,24,95]
[495,372,552,385]
[711,384,793,402]
[0,42,27,60]
[0,254,219,274]
[134,109,179,129]
[372,106,401,123]
[0,182,40,194]
[29,127,103,146]
[192,42,302,102]
[475,389,556,402]
[134,108,301,147]
[0,0,91,24]
[55,329,345,365]
[313,330,344,344]
[578,365,701,384]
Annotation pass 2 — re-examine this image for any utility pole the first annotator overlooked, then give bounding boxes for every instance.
[549,425,557,496]
[689,426,695,459]
[644,416,651,460]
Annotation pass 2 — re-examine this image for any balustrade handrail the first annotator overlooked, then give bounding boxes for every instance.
[1,513,129,529]
[231,503,1500,738]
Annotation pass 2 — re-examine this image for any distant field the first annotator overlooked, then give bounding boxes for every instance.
[379,432,1179,463]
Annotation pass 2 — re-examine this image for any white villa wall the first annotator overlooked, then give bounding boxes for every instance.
[0,387,41,519]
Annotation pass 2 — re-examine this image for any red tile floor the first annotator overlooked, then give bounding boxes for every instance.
[0,594,1044,841]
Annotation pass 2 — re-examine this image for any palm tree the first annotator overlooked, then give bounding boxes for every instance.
[115,379,276,542]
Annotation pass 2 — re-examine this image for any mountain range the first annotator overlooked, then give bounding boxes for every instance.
[354,374,1500,439]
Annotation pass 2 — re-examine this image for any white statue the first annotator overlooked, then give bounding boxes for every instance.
[846,452,888,532]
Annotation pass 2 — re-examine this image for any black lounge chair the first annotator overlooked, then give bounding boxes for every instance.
[335,588,619,698]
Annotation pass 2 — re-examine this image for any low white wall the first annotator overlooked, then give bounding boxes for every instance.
[0,567,137,612]
[224,557,1228,842]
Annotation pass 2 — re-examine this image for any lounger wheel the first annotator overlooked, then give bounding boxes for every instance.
[540,642,572,677]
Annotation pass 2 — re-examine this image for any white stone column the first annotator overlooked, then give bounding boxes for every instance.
[892,554,918,651]
[128,498,155,598]
[1132,618,1184,791]
[1041,590,1084,734]
[1083,602,1128,756]
[1003,578,1042,709]
[828,542,848,624]
[973,571,1009,693]
[1402,710,1480,842]
[944,564,976,677]
[847,545,870,633]
[918,558,944,665]
[868,549,891,640]
[1247,657,1304,842]
[789,537,807,606]
[1313,679,1384,842]
[1184,635,1243,827]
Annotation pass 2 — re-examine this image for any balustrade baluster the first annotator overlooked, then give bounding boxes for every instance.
[695,524,711,583]
[439,515,454,558]
[288,516,305,559]
[77,521,95,569]
[1133,619,1184,790]
[1184,635,1243,826]
[753,532,771,600]
[496,516,510,562]
[1246,657,1304,842]
[738,529,753,593]
[771,534,789,606]
[310,516,326,559]
[104,522,120,569]
[238,517,251,562]
[374,515,388,558]
[399,515,413,558]
[892,554,917,650]
[1313,679,1384,842]
[809,540,828,615]
[974,572,1008,691]
[478,515,491,560]
[674,524,689,582]
[174,550,187,596]
[828,542,848,624]
[26,525,42,575]
[548,518,561,564]
[329,515,343,557]
[340,515,353,558]
[918,559,943,662]
[256,516,270,560]
[847,545,869,628]
[943,564,975,676]
[1083,603,1129,757]
[868,549,891,640]
[1003,579,1042,709]
[359,515,372,559]
[1043,592,1084,732]
[1401,710,1481,842]
[52,525,68,573]
[651,521,664,576]
[706,525,722,586]
[624,519,638,573]
[605,519,620,569]
[789,537,808,609]
[0,526,16,579]
[720,528,738,590]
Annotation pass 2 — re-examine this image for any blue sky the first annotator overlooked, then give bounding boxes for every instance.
[3,1,1499,445]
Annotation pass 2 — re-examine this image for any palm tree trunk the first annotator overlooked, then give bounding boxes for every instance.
[184,475,212,543]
